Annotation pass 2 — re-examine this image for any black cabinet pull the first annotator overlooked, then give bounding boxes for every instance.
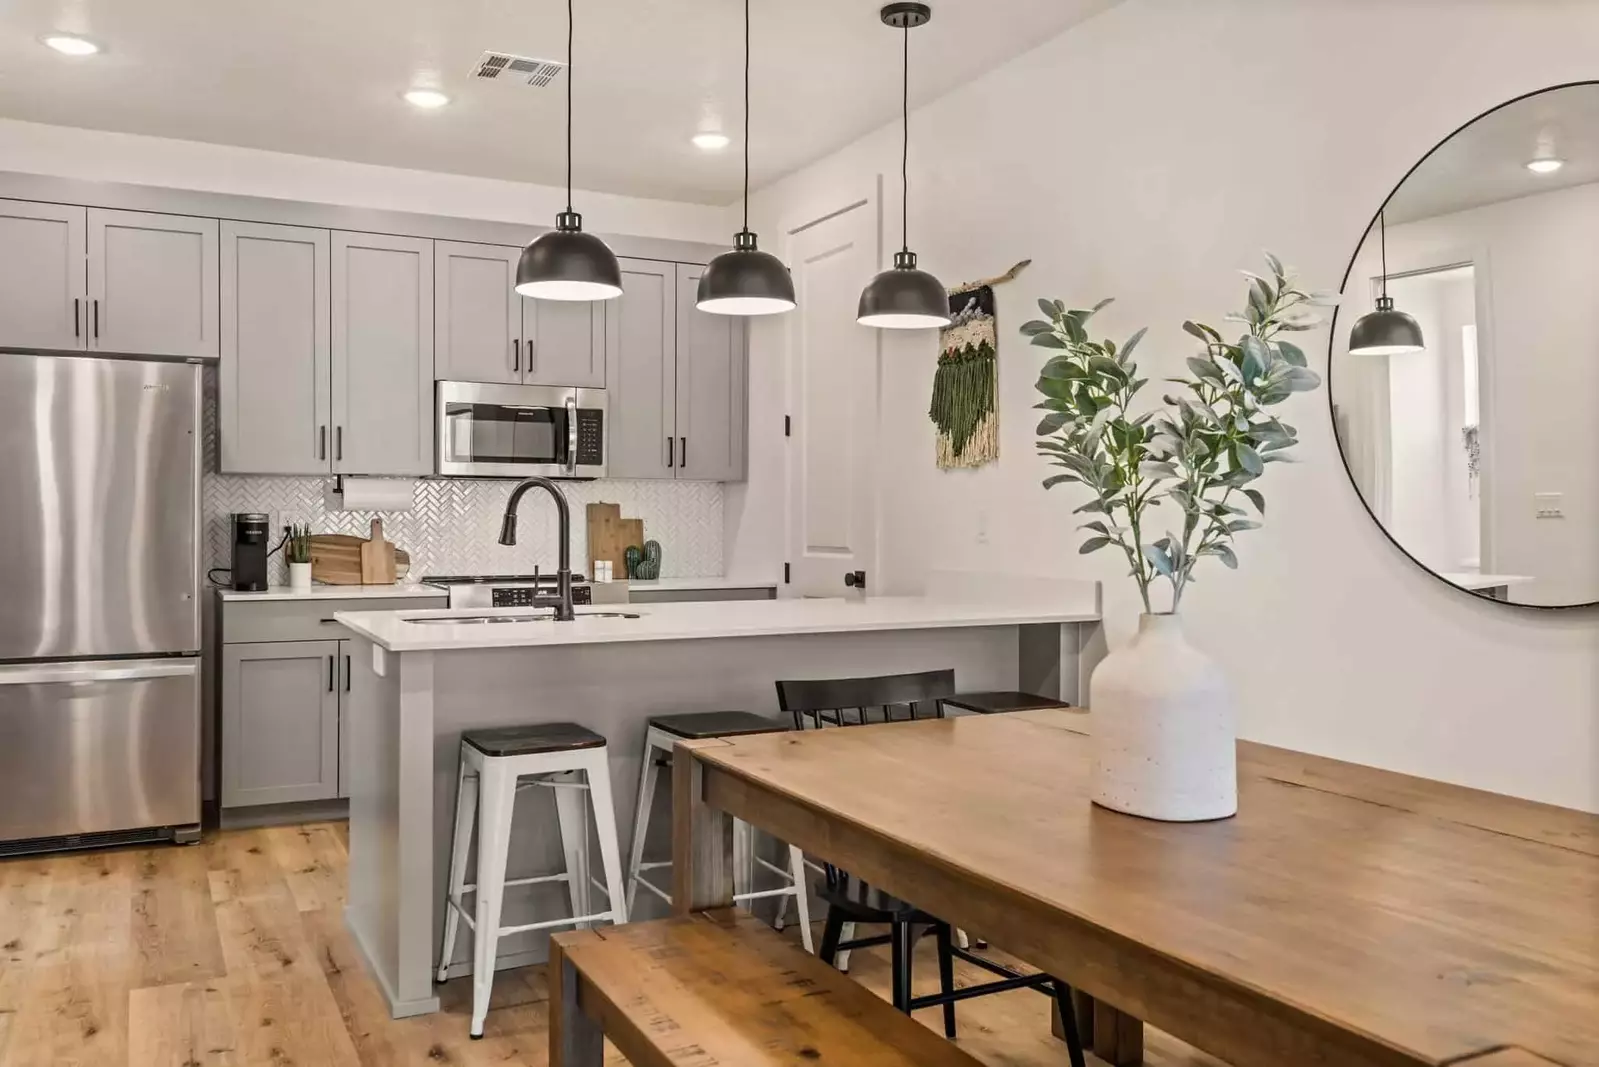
[513,338,520,373]
[666,436,674,468]
[327,655,335,692]
[73,298,80,338]
[680,436,687,468]
[335,426,343,461]
[319,425,327,460]
[92,299,99,339]
[344,655,351,692]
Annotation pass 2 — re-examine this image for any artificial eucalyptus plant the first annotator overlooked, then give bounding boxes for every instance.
[1030,255,1330,614]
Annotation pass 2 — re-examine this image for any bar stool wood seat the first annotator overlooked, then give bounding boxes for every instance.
[437,721,628,1039]
[625,711,813,952]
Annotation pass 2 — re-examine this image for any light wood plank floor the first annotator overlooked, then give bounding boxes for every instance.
[0,822,1224,1067]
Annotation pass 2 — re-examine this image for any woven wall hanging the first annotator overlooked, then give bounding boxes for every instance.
[929,260,1029,470]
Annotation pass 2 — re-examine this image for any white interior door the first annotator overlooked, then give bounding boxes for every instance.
[785,194,880,597]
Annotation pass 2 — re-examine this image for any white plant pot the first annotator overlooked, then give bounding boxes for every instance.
[1090,612,1237,821]
[288,561,312,591]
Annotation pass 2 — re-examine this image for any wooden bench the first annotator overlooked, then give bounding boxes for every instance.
[550,909,995,1067]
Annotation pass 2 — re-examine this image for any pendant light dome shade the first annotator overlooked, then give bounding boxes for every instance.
[1349,296,1424,356]
[858,250,950,328]
[516,211,622,300]
[698,231,796,316]
[516,0,621,303]
[858,2,949,330]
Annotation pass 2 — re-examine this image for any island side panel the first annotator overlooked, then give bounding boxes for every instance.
[427,624,1024,976]
[345,638,441,1017]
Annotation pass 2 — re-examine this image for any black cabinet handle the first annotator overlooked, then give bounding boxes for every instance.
[319,425,327,460]
[513,339,520,374]
[680,437,687,468]
[327,655,335,692]
[344,654,351,692]
[335,426,343,461]
[73,298,80,338]
[667,436,674,468]
[92,299,99,339]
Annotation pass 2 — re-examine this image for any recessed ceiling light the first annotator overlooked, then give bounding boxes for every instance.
[1525,157,1564,174]
[692,131,731,151]
[42,34,99,56]
[403,88,450,109]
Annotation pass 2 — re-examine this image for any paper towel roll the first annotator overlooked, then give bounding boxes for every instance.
[329,477,417,512]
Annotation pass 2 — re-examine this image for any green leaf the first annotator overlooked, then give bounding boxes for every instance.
[1226,519,1262,533]
[1236,443,1264,476]
[1088,297,1115,315]
[1019,320,1054,337]
[1283,366,1323,392]
[1037,299,1058,319]
[1079,536,1113,555]
[1240,335,1269,383]
[1031,333,1068,350]
[1078,520,1111,536]
[1073,498,1109,515]
[1036,413,1070,435]
[1277,340,1307,368]
[1142,543,1174,577]
[1183,320,1220,343]
[1088,355,1126,379]
[1120,326,1148,363]
[1264,251,1285,282]
[1084,407,1114,452]
[1243,488,1266,514]
[1211,543,1239,569]
[1042,474,1077,489]
[1185,356,1222,382]
[1035,376,1074,400]
[1138,461,1180,479]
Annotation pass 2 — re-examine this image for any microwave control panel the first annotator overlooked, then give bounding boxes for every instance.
[575,410,604,466]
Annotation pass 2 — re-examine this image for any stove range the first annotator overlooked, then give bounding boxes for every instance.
[422,573,592,610]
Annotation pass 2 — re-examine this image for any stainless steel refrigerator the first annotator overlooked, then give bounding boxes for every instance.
[0,352,202,854]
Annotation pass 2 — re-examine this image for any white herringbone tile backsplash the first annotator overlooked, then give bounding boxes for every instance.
[200,372,723,584]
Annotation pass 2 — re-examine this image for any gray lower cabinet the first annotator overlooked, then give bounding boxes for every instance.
[221,640,341,807]
[0,199,86,350]
[220,221,332,474]
[605,258,746,481]
[88,208,220,359]
[434,240,604,388]
[332,231,435,475]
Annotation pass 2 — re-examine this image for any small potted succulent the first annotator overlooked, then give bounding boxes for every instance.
[1029,255,1330,821]
[286,524,313,590]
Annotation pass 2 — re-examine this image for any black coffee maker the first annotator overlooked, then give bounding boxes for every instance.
[231,513,271,591]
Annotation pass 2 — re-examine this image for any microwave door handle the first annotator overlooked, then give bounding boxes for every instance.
[566,396,579,474]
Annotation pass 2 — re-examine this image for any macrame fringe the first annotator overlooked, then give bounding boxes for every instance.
[937,413,998,469]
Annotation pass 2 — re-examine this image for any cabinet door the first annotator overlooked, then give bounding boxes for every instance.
[525,298,605,387]
[221,641,340,807]
[604,259,677,478]
[331,231,435,475]
[674,264,748,481]
[0,200,86,350]
[220,221,332,474]
[435,241,522,385]
[87,208,219,359]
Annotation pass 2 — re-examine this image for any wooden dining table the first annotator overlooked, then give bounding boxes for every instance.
[670,708,1599,1067]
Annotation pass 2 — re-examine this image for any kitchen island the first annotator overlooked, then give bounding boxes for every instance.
[334,576,1101,1018]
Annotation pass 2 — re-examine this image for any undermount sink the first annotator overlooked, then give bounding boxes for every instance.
[403,611,641,626]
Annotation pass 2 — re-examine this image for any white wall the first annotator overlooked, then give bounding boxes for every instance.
[732,0,1599,811]
[0,117,728,243]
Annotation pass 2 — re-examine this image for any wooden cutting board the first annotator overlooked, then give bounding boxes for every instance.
[310,531,411,585]
[360,519,396,584]
[586,503,645,579]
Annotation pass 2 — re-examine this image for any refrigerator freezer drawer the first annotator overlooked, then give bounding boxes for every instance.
[0,657,200,844]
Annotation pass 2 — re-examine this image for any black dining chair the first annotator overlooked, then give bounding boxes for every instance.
[774,669,1086,1065]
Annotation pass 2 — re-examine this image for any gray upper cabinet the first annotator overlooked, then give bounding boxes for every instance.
[220,221,331,475]
[434,241,521,385]
[88,208,219,359]
[0,200,87,351]
[331,231,435,476]
[525,298,605,388]
[674,264,748,482]
[221,640,340,807]
[605,258,677,478]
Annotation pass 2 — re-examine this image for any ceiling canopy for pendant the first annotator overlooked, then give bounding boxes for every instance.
[1348,211,1423,356]
[515,0,621,302]
[697,0,796,317]
[858,2,950,330]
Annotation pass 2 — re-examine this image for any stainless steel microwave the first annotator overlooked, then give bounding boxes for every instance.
[436,381,607,479]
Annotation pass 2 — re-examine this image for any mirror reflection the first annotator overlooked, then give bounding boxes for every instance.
[1331,82,1599,608]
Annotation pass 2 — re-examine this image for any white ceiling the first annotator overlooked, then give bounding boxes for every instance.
[0,0,1119,205]
[1386,82,1599,223]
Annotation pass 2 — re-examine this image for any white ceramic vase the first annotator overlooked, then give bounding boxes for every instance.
[1090,612,1237,821]
[288,561,312,591]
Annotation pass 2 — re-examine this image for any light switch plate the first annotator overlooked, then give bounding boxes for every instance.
[1535,492,1564,519]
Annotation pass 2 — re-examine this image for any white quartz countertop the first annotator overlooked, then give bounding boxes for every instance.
[622,577,778,591]
[334,595,1100,652]
[217,583,449,602]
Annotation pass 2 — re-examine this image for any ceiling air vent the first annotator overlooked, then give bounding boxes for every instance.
[471,51,567,89]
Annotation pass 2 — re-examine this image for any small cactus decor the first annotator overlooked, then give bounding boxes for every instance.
[625,540,663,580]
[286,524,313,565]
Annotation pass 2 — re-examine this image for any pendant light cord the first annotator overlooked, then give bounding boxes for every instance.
[742,0,751,232]
[565,0,574,214]
[900,21,910,254]
[1378,210,1388,300]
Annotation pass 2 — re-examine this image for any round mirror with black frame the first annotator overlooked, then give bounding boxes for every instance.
[1328,81,1599,610]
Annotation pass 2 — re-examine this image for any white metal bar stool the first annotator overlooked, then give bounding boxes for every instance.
[436,722,628,1039]
[625,711,813,953]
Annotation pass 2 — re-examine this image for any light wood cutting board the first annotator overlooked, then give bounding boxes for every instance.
[309,533,411,585]
[586,503,645,579]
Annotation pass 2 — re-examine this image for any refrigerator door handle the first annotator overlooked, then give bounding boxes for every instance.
[0,659,199,686]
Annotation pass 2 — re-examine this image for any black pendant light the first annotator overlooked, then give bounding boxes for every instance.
[696,0,796,316]
[857,2,950,330]
[515,0,622,302]
[1348,211,1424,355]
